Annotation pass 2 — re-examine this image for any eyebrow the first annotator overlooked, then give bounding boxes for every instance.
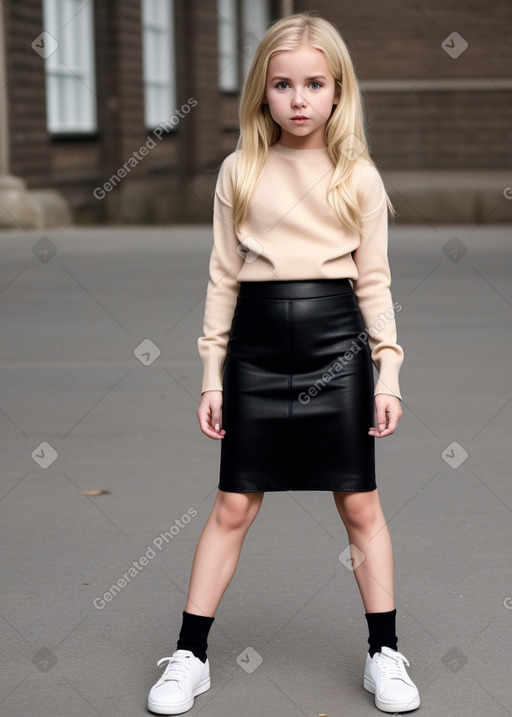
[270,75,328,82]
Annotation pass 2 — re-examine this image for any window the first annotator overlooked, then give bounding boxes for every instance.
[141,0,177,129]
[240,0,270,77]
[43,0,97,134]
[217,0,271,92]
[218,0,238,92]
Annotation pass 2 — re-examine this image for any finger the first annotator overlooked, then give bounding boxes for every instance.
[368,414,399,437]
[200,421,225,439]
[385,413,400,435]
[196,401,209,428]
[197,402,225,439]
[197,404,222,439]
[211,408,224,434]
[376,404,389,433]
[210,399,225,435]
[368,425,387,437]
[369,429,388,438]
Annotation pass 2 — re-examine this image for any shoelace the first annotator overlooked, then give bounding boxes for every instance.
[374,650,410,682]
[156,655,191,682]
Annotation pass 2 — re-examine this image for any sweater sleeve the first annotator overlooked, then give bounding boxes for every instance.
[351,164,404,400]
[197,153,245,394]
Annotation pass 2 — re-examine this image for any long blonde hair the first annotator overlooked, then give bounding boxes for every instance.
[232,11,395,235]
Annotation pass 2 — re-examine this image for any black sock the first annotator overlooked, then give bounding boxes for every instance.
[176,611,215,663]
[365,609,398,657]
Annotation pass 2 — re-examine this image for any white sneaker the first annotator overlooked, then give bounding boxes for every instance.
[363,646,420,713]
[147,649,211,715]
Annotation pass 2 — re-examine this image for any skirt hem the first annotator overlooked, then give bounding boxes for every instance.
[218,485,378,493]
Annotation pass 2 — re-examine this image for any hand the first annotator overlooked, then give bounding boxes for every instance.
[368,393,402,437]
[196,390,226,439]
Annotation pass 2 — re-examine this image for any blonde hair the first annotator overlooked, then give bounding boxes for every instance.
[232,11,395,235]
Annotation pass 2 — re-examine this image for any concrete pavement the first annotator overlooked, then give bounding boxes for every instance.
[0,224,511,716]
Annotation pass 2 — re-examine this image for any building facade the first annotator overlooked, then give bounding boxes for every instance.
[1,0,511,226]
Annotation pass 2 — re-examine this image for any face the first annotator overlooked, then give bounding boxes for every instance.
[263,41,340,149]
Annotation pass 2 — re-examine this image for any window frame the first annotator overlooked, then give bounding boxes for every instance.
[140,0,177,131]
[43,0,98,135]
[217,0,271,93]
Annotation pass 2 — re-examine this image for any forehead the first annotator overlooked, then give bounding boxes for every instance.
[267,43,330,77]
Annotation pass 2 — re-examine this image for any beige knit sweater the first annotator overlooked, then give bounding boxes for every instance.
[197,142,404,400]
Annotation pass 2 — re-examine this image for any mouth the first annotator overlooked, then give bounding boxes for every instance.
[291,116,309,123]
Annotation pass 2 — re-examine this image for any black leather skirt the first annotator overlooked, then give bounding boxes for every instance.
[218,279,376,492]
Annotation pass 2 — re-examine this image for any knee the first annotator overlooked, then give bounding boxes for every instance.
[214,492,261,532]
[337,493,380,533]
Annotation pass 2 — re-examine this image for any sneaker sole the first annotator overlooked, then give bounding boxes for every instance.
[363,675,420,712]
[147,676,211,715]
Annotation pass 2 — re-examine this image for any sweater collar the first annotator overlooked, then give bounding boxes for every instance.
[269,142,330,161]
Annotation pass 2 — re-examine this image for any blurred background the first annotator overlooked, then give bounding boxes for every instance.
[1,0,511,228]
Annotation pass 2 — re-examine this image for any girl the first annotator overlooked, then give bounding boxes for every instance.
[148,11,420,715]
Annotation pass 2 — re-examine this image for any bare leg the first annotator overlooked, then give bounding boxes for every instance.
[333,489,394,613]
[185,489,264,617]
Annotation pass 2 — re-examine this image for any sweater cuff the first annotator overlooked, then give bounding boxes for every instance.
[373,359,403,400]
[200,352,226,394]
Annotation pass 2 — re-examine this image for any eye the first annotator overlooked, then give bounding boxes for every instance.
[310,81,323,90]
[275,81,289,90]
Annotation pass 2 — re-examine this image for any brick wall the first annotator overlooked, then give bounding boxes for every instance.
[6,0,52,185]
[292,0,512,169]
[92,1,148,222]
[367,91,512,170]
[3,0,511,223]
[296,0,512,78]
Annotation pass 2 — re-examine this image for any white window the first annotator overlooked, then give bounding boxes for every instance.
[218,0,238,92]
[217,0,270,92]
[141,0,177,129]
[241,0,270,77]
[43,0,97,134]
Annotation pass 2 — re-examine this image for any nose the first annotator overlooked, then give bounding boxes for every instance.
[291,90,307,109]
